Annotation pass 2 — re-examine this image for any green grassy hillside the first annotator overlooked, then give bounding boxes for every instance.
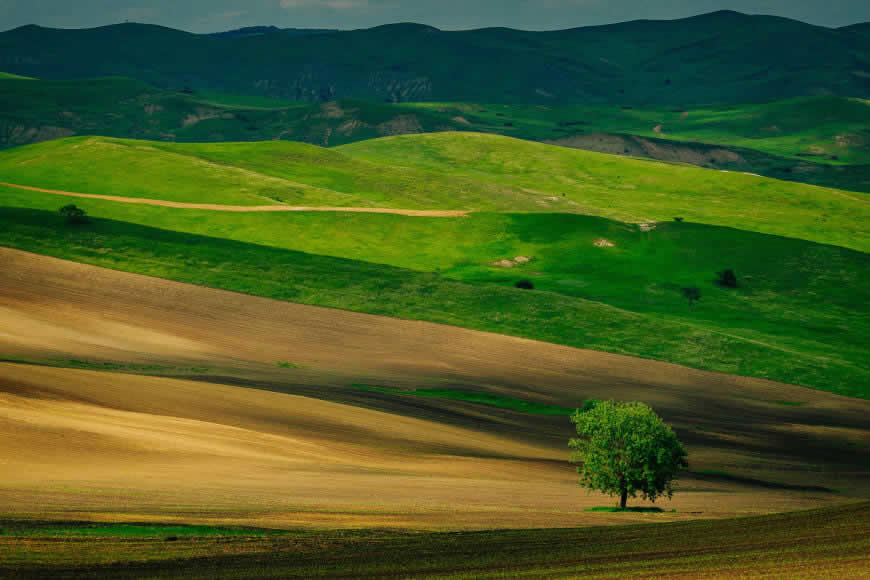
[4,77,866,158]
[619,97,870,165]
[0,71,33,80]
[421,96,870,193]
[1,133,866,396]
[1,12,867,106]
[0,136,566,210]
[2,135,866,251]
[339,133,869,251]
[412,96,870,164]
[2,75,866,191]
[1,182,867,398]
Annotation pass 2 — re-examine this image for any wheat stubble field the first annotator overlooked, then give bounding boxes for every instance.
[1,246,868,537]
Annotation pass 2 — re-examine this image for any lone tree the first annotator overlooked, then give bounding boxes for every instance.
[59,204,88,224]
[681,285,701,308]
[569,400,687,510]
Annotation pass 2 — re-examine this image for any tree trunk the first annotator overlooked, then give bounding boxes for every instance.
[620,490,627,510]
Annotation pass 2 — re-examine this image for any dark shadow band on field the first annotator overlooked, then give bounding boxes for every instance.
[156,371,576,453]
[686,470,834,493]
[0,360,565,462]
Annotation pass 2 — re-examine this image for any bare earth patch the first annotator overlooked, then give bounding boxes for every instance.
[489,256,532,268]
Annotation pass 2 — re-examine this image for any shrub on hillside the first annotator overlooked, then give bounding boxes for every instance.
[59,204,88,225]
[716,269,739,288]
[515,279,535,290]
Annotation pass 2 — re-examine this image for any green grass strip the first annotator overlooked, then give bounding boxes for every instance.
[0,522,277,538]
[354,384,577,415]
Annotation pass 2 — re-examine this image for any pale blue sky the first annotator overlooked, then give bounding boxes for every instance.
[1,0,867,33]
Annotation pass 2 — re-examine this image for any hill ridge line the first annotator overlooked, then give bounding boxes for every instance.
[85,137,365,205]
[0,182,470,217]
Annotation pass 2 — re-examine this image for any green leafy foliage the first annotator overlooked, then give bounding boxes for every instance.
[579,399,600,413]
[716,269,739,288]
[569,401,688,508]
[58,204,87,224]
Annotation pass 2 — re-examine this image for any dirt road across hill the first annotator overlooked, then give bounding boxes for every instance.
[0,182,470,216]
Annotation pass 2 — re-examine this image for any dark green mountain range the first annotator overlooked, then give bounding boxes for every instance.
[1,10,867,105]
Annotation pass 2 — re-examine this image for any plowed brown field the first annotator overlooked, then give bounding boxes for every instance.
[1,247,868,530]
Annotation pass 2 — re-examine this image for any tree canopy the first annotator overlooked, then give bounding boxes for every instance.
[59,204,88,224]
[569,400,687,509]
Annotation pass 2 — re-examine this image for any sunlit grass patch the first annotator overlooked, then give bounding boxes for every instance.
[276,361,302,369]
[0,522,277,538]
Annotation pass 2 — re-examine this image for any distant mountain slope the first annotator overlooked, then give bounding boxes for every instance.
[3,75,864,160]
[206,26,337,38]
[841,22,870,37]
[0,76,471,148]
[0,11,867,105]
[1,75,867,191]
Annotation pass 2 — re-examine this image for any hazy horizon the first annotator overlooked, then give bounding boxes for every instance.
[1,2,867,34]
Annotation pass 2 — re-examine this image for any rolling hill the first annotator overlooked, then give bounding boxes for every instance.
[2,74,867,192]
[1,8,868,577]
[2,134,866,250]
[1,172,867,397]
[1,249,868,532]
[1,134,867,398]
[0,11,867,106]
